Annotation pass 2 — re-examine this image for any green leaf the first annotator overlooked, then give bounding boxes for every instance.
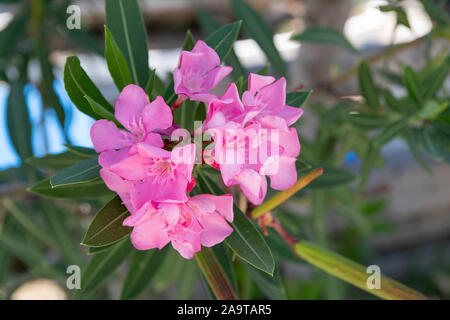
[295,241,428,300]
[246,263,286,300]
[65,145,97,158]
[197,8,246,80]
[182,29,196,51]
[404,129,432,174]
[292,27,357,53]
[50,157,100,187]
[105,0,149,87]
[358,61,379,110]
[382,88,404,113]
[81,196,132,247]
[145,69,156,97]
[231,0,286,76]
[346,112,390,129]
[403,66,423,109]
[120,247,168,299]
[419,0,450,27]
[0,15,27,57]
[212,243,238,292]
[104,25,133,91]
[63,56,113,119]
[286,91,312,108]
[205,21,242,61]
[28,177,113,199]
[84,95,118,124]
[196,170,275,275]
[417,100,447,120]
[6,81,33,160]
[88,243,116,255]
[373,115,412,148]
[308,166,355,189]
[73,238,132,298]
[421,56,450,101]
[379,6,410,28]
[418,125,445,160]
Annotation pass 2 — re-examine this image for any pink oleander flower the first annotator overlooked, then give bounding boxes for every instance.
[174,40,232,103]
[123,194,234,259]
[203,76,302,205]
[90,84,195,211]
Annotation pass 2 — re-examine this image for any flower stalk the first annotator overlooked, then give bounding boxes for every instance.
[251,167,323,219]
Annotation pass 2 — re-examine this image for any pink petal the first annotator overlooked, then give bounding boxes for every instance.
[235,169,267,205]
[115,84,149,134]
[278,106,303,126]
[190,40,220,70]
[202,66,233,91]
[266,156,297,190]
[90,119,134,153]
[141,132,164,149]
[198,211,233,247]
[109,154,153,180]
[129,211,171,250]
[99,168,130,193]
[257,77,286,113]
[136,143,171,159]
[192,194,234,222]
[247,73,275,95]
[171,239,199,259]
[98,148,132,168]
[141,96,173,132]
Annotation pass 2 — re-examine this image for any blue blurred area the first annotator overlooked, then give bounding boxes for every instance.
[0,79,94,170]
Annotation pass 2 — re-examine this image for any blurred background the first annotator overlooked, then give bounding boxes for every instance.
[0,0,449,300]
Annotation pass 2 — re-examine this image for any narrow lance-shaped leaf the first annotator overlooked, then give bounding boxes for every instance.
[6,81,33,160]
[286,91,312,108]
[358,61,379,110]
[373,114,412,148]
[205,21,242,61]
[232,0,287,76]
[120,247,168,299]
[197,8,246,80]
[28,178,113,199]
[295,241,428,300]
[84,95,119,125]
[105,0,149,87]
[246,264,286,300]
[292,27,357,53]
[105,25,133,91]
[403,66,423,109]
[63,56,113,119]
[50,157,101,187]
[82,196,132,247]
[73,238,133,299]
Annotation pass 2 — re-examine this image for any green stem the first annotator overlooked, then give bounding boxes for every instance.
[195,247,238,300]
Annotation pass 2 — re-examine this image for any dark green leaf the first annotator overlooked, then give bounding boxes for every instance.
[182,30,196,51]
[81,196,132,247]
[63,56,113,119]
[286,91,312,108]
[120,247,168,299]
[308,166,355,189]
[232,0,286,76]
[358,61,379,110]
[346,112,390,129]
[246,263,286,299]
[65,145,97,157]
[292,27,357,53]
[28,178,113,199]
[105,26,133,91]
[6,81,33,160]
[105,0,149,87]
[197,8,246,80]
[373,115,412,148]
[73,238,132,298]
[403,66,423,109]
[205,21,242,61]
[382,88,404,113]
[84,95,117,124]
[421,56,450,101]
[50,157,100,187]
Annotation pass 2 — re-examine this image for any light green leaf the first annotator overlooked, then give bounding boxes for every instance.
[105,0,149,87]
[232,0,286,76]
[295,241,428,300]
[105,25,133,91]
[50,157,100,187]
[81,196,132,247]
[63,56,113,119]
[292,27,357,53]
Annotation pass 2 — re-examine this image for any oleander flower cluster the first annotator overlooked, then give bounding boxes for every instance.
[90,40,303,259]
